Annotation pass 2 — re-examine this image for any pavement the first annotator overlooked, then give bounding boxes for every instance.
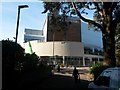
[54,66,94,81]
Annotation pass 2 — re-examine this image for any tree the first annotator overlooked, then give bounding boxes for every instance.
[23,53,39,72]
[42,2,120,67]
[115,23,120,66]
[116,23,120,49]
[2,40,25,72]
[2,40,25,89]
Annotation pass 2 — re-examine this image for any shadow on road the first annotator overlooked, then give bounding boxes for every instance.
[19,73,91,89]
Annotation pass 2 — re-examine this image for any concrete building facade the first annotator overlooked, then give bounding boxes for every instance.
[24,16,104,67]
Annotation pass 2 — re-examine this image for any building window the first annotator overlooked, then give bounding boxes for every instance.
[85,58,91,66]
[64,56,83,67]
[84,47,93,54]
[94,48,99,55]
[99,58,103,63]
[92,58,98,65]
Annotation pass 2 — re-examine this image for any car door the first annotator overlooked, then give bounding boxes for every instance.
[110,69,120,89]
[94,70,112,90]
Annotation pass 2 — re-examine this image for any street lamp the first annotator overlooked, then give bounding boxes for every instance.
[15,5,29,43]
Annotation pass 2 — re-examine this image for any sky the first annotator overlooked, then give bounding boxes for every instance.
[0,1,97,46]
[1,1,47,45]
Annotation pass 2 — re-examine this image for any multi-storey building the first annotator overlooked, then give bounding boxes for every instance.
[24,28,45,42]
[24,15,104,67]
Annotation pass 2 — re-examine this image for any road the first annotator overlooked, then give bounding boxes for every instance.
[35,73,90,89]
[21,67,91,89]
[18,69,90,90]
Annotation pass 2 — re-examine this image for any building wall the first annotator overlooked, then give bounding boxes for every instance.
[24,16,104,67]
[43,17,48,42]
[24,35,45,42]
[25,28,43,35]
[47,16,81,42]
[27,41,84,57]
[24,41,103,66]
[24,28,44,42]
[81,21,103,48]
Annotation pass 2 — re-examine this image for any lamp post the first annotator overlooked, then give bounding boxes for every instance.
[52,30,55,65]
[15,5,29,43]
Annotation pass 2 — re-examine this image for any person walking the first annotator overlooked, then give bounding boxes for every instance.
[57,64,60,72]
[72,67,80,84]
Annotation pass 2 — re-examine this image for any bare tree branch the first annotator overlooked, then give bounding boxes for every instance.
[72,2,104,32]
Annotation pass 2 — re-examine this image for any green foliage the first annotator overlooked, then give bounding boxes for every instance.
[2,40,25,72]
[22,53,52,73]
[2,40,25,89]
[2,40,52,89]
[90,63,109,80]
[116,23,120,66]
[115,23,120,49]
[22,53,39,72]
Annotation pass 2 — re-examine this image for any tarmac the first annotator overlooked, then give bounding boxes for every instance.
[31,66,94,89]
[16,66,93,89]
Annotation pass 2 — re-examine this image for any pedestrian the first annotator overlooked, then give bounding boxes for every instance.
[72,67,80,83]
[57,64,60,72]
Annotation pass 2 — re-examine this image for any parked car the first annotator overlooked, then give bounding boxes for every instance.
[88,67,120,90]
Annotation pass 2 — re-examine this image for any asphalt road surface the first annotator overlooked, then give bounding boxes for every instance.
[19,67,91,89]
[22,73,90,89]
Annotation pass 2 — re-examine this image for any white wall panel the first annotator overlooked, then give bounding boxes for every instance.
[27,41,84,56]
